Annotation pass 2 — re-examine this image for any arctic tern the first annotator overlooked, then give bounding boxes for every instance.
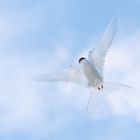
[34,17,135,95]
[33,17,139,116]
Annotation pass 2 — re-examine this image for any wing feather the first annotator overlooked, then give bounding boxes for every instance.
[88,17,118,77]
[32,66,89,87]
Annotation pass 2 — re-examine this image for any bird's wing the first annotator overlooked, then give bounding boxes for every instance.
[88,17,118,77]
[32,66,89,88]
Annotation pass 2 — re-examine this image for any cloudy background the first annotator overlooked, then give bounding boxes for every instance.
[0,0,140,140]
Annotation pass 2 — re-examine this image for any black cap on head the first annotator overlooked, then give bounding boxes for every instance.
[79,57,86,64]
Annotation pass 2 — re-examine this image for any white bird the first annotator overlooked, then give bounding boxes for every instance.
[33,17,136,114]
[34,17,134,92]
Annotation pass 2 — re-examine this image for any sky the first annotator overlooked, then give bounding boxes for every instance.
[0,0,140,140]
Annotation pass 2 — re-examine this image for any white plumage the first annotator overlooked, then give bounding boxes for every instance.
[33,17,136,94]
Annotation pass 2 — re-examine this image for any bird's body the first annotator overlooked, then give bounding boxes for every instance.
[81,59,103,90]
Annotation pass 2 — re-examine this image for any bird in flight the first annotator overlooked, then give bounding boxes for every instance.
[34,17,135,95]
[34,17,137,116]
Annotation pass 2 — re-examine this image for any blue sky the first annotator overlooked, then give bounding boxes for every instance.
[0,0,140,140]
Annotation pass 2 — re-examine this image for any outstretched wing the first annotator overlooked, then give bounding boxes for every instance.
[88,17,118,77]
[32,66,89,87]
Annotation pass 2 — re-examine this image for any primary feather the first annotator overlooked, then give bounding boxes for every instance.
[33,66,89,87]
[88,17,118,77]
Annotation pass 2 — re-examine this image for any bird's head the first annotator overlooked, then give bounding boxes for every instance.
[79,57,86,64]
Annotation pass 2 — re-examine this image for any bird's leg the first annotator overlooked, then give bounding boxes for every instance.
[97,85,104,90]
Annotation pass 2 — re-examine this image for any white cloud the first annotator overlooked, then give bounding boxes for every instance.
[0,52,43,131]
[0,33,74,137]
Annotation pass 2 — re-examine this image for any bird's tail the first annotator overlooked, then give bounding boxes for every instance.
[99,81,137,95]
[84,81,138,118]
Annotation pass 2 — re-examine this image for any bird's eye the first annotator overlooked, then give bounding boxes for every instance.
[79,57,86,64]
